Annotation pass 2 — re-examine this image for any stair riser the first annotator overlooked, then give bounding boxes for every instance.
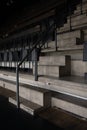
[37,65,60,77]
[52,97,87,118]
[58,38,81,48]
[0,81,51,107]
[34,66,71,78]
[9,97,35,115]
[77,3,87,10]
[47,41,55,48]
[74,9,87,14]
[71,18,87,27]
[67,14,87,23]
[71,60,86,76]
[39,56,66,66]
[9,97,44,115]
[57,30,82,40]
[20,104,34,115]
[64,18,87,29]
[59,17,87,33]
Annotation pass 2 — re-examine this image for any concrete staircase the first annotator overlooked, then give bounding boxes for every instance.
[33,54,71,78]
[58,6,87,33]
[56,0,87,51]
[0,71,87,119]
[0,0,87,121]
[57,30,84,49]
[52,91,87,119]
[0,74,51,115]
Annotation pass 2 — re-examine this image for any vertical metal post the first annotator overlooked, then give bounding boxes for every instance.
[28,39,30,72]
[55,25,57,51]
[16,65,20,109]
[35,49,38,81]
[35,60,38,81]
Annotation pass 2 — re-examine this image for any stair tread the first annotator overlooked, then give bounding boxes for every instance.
[38,107,87,129]
[58,45,83,50]
[52,92,87,108]
[0,77,49,93]
[0,86,43,114]
[9,96,42,110]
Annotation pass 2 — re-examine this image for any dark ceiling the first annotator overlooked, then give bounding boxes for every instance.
[0,0,44,27]
[0,0,57,35]
[0,0,79,37]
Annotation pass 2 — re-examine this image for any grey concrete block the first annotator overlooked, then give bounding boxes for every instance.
[36,55,71,78]
[39,55,66,66]
[57,30,82,40]
[58,37,82,48]
[1,80,51,107]
[9,96,43,115]
[52,97,87,118]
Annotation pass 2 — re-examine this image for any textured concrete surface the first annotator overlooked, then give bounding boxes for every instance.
[38,107,87,130]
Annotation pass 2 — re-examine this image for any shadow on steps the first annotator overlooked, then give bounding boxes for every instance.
[0,95,62,130]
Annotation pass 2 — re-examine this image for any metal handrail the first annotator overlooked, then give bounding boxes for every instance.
[16,23,55,108]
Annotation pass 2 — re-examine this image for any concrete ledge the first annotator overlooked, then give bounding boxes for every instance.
[57,30,82,40]
[9,96,43,115]
[0,77,51,107]
[52,97,87,119]
[0,71,87,100]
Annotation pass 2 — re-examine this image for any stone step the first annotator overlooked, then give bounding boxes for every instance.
[51,92,87,118]
[9,96,43,115]
[34,55,71,77]
[58,14,87,33]
[58,45,83,51]
[34,41,56,52]
[39,55,67,66]
[73,1,87,15]
[0,86,44,116]
[67,13,87,21]
[71,60,86,77]
[72,23,87,30]
[71,17,87,27]
[57,26,70,33]
[67,14,87,26]
[57,30,83,40]
[0,71,87,106]
[0,78,51,107]
[38,107,87,129]
[58,37,83,48]
[67,15,87,28]
[38,75,87,99]
[58,22,87,33]
[74,8,87,15]
[37,64,71,78]
[76,1,87,10]
[41,49,83,60]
